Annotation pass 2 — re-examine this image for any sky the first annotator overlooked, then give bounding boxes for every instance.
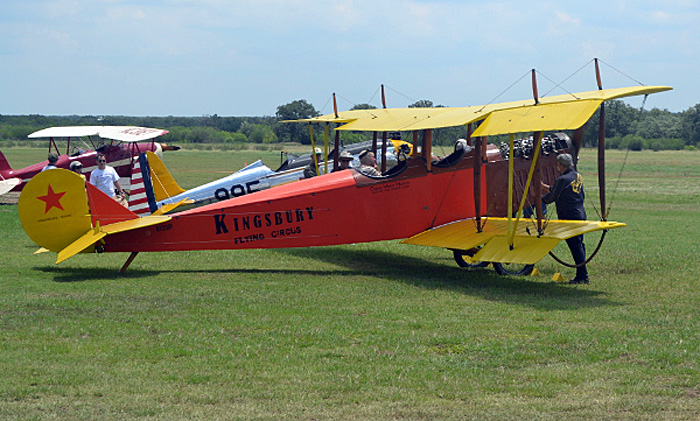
[1,0,698,117]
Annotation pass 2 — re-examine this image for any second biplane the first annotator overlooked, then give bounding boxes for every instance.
[0,126,174,195]
[17,64,671,275]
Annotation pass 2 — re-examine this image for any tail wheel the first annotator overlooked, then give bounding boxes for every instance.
[452,249,489,269]
[493,262,534,276]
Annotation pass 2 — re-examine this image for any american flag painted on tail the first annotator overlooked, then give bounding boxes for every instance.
[128,154,155,215]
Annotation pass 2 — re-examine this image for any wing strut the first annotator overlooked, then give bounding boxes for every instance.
[323,123,330,175]
[380,131,388,173]
[595,58,607,220]
[531,70,544,234]
[531,69,539,105]
[332,93,340,171]
[507,70,545,247]
[473,136,482,232]
[507,132,543,249]
[506,133,515,241]
[308,124,320,176]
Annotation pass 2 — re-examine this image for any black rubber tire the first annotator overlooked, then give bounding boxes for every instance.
[493,262,534,276]
[452,249,489,268]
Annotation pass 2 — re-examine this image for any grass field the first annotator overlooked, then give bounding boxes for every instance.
[1,147,698,419]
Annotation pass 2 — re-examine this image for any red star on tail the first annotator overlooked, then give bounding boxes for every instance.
[37,184,66,214]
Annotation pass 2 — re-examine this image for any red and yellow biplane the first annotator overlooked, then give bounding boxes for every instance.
[17,66,671,274]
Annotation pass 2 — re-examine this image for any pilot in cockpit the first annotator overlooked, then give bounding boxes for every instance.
[358,150,380,176]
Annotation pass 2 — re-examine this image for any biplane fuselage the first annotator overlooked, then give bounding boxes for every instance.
[104,145,561,253]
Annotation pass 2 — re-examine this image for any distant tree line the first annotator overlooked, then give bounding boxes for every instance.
[1,99,698,151]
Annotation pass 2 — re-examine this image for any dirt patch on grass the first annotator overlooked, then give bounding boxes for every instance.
[0,192,19,205]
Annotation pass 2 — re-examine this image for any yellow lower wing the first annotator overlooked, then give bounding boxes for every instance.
[402,218,625,265]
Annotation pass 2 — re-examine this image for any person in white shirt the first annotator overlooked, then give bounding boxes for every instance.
[89,153,123,199]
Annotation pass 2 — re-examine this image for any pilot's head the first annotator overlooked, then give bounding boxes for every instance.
[359,149,376,166]
[339,150,353,169]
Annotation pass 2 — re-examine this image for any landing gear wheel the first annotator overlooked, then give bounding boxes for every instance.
[452,249,489,268]
[493,262,534,276]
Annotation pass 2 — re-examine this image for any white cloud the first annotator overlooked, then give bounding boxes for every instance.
[555,11,581,25]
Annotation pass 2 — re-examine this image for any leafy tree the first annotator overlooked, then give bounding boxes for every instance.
[409,100,434,108]
[240,121,277,144]
[338,131,367,145]
[583,100,639,146]
[350,103,377,110]
[680,104,700,146]
[274,100,319,144]
[634,108,682,140]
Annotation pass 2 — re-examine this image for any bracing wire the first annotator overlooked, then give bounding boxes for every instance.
[383,85,417,104]
[477,70,531,112]
[597,59,646,86]
[334,93,379,118]
[366,86,380,106]
[605,148,630,217]
[317,95,333,115]
[537,70,581,99]
[541,59,594,98]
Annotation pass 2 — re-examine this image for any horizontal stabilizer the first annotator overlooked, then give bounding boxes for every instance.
[99,215,172,235]
[57,227,107,263]
[402,217,625,265]
[153,198,193,215]
[56,215,171,263]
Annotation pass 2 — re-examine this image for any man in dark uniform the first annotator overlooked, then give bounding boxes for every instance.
[542,153,589,284]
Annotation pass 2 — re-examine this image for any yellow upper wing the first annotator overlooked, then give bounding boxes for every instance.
[292,86,672,133]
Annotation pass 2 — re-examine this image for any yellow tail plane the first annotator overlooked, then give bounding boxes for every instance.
[19,169,171,264]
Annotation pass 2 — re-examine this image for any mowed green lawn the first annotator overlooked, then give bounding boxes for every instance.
[1,147,698,419]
